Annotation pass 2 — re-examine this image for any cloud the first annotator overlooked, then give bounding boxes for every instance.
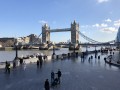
[114,20,120,27]
[97,0,109,3]
[101,23,108,27]
[38,20,48,25]
[92,23,108,27]
[100,27,117,33]
[105,18,112,22]
[92,23,100,27]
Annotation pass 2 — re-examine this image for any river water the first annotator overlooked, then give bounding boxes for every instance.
[0,47,101,62]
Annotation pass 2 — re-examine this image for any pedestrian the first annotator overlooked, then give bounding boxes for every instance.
[13,61,16,68]
[40,59,43,67]
[51,71,55,83]
[37,60,39,68]
[56,69,62,84]
[44,79,50,90]
[23,61,26,70]
[20,58,23,65]
[44,55,46,61]
[7,63,10,74]
[45,55,47,60]
[5,61,8,73]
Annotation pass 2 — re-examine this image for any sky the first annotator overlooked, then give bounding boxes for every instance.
[0,0,120,43]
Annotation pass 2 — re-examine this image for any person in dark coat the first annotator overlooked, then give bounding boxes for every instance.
[56,69,62,84]
[7,63,10,74]
[51,71,55,83]
[5,61,8,73]
[44,79,50,90]
[13,61,16,68]
[37,60,39,68]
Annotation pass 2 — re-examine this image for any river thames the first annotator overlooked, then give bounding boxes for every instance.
[0,47,101,62]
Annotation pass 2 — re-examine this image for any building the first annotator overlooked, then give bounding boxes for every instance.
[0,38,15,47]
[28,34,41,44]
[116,27,120,43]
[16,36,30,45]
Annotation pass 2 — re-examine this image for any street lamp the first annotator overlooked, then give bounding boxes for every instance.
[15,42,18,60]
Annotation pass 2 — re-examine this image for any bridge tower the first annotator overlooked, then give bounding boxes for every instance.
[71,20,79,44]
[42,24,50,43]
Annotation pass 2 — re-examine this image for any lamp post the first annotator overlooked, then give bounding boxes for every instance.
[15,43,18,60]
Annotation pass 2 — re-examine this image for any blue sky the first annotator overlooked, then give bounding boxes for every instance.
[0,0,120,43]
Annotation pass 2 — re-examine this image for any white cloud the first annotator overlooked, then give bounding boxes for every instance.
[92,23,107,27]
[100,27,117,33]
[101,23,108,27]
[38,20,48,25]
[97,0,109,3]
[92,23,100,27]
[105,18,112,22]
[114,20,120,27]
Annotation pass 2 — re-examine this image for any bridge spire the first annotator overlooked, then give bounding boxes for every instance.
[71,20,79,44]
[42,23,50,43]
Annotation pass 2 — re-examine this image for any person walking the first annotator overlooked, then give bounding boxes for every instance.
[51,71,55,84]
[7,63,10,74]
[5,61,8,73]
[37,60,39,68]
[56,69,62,84]
[44,79,50,90]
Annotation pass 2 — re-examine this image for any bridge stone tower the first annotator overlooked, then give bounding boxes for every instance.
[42,24,50,43]
[71,20,79,44]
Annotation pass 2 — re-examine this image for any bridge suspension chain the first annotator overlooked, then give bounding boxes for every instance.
[78,31,115,44]
[78,31,100,43]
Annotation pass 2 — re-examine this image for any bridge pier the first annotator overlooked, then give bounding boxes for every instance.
[69,43,79,50]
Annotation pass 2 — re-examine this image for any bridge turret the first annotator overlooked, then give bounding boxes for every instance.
[71,20,79,44]
[42,23,50,44]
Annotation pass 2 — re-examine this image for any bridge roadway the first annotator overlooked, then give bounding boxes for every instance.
[48,28,71,32]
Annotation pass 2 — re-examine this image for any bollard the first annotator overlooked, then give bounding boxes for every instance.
[95,54,97,58]
[98,56,100,59]
[104,57,106,60]
[91,55,93,59]
[68,53,70,57]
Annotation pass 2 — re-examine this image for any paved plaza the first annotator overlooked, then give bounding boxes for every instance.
[0,53,120,90]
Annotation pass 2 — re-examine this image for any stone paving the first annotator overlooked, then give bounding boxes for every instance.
[0,53,120,90]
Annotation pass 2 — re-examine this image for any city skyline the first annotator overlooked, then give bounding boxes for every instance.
[0,0,120,43]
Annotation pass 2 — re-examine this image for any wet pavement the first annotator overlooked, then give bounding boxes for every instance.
[0,53,120,90]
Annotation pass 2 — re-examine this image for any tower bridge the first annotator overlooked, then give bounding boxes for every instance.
[22,20,115,50]
[42,20,79,44]
[0,20,116,50]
